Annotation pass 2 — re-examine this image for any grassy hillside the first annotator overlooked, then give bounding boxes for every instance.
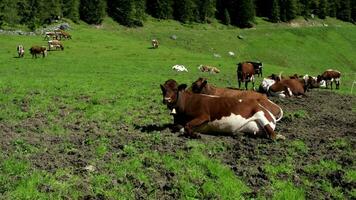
[0,17,355,199]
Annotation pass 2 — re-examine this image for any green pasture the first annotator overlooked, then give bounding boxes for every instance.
[0,17,355,199]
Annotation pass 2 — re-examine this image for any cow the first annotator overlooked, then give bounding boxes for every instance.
[44,32,59,40]
[172,65,188,72]
[57,30,72,40]
[246,61,263,77]
[198,65,220,74]
[191,77,283,122]
[260,74,306,97]
[317,69,341,89]
[152,39,159,49]
[48,40,64,51]
[17,45,24,58]
[160,79,285,140]
[29,46,47,58]
[237,62,255,90]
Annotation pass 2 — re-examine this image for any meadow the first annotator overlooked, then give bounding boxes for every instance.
[0,17,355,199]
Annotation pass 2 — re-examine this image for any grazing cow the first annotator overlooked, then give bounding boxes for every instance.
[58,30,72,40]
[198,65,220,74]
[191,77,283,122]
[317,69,341,89]
[152,39,159,49]
[29,46,47,58]
[44,32,57,40]
[160,79,285,140]
[302,74,323,90]
[172,65,188,72]
[48,40,64,51]
[17,45,24,58]
[237,62,255,90]
[246,61,263,77]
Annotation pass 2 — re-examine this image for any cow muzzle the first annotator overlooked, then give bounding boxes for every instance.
[164,97,172,103]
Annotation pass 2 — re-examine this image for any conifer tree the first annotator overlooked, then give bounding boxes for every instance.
[79,0,106,24]
[223,8,231,25]
[173,0,196,23]
[285,0,297,21]
[336,0,351,22]
[235,0,255,28]
[62,0,80,22]
[195,0,216,23]
[146,0,173,19]
[270,0,280,22]
[318,0,328,19]
[352,0,356,22]
[107,0,146,27]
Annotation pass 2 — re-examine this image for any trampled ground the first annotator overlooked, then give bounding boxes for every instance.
[1,88,355,199]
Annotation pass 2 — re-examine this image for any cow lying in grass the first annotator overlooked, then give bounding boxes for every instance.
[29,46,47,58]
[198,65,220,74]
[152,39,159,48]
[191,77,283,122]
[260,74,306,97]
[160,79,285,140]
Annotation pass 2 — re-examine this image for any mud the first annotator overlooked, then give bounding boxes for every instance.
[1,90,355,199]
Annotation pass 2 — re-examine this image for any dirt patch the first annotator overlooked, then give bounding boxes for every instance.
[0,90,355,198]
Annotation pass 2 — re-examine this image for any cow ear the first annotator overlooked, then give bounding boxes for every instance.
[178,84,187,91]
[160,84,165,93]
[202,78,208,86]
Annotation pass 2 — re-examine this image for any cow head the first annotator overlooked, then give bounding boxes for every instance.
[191,77,207,93]
[160,79,187,108]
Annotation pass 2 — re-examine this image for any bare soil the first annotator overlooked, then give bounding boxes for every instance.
[1,90,355,199]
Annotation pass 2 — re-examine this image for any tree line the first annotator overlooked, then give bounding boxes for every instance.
[0,0,355,30]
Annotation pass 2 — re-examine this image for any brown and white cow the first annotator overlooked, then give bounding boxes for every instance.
[29,46,47,58]
[17,45,24,58]
[198,65,220,74]
[246,61,263,77]
[237,62,255,90]
[160,79,285,140]
[152,39,159,49]
[191,77,283,121]
[260,75,306,97]
[48,40,64,51]
[317,69,341,89]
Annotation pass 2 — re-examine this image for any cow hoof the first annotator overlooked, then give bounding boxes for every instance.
[276,134,286,140]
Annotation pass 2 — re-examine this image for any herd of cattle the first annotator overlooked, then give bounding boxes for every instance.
[161,61,342,140]
[16,29,71,58]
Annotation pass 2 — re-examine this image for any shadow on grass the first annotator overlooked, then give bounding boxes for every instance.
[134,123,180,133]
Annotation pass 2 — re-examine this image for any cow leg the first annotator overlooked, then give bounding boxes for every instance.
[245,82,248,90]
[254,111,285,140]
[184,116,209,139]
[238,80,241,89]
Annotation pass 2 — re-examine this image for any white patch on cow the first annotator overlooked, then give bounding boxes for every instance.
[200,94,220,98]
[170,108,177,114]
[261,78,275,92]
[319,80,326,88]
[287,87,293,97]
[195,111,275,136]
[238,99,242,102]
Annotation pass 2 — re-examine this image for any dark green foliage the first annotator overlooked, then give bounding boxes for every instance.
[223,8,231,25]
[328,0,337,17]
[270,0,280,22]
[195,0,216,23]
[336,0,351,22]
[318,0,328,19]
[62,0,80,22]
[0,0,20,26]
[173,0,196,23]
[234,0,255,28]
[107,0,146,27]
[79,0,106,24]
[285,0,297,21]
[146,0,173,19]
[352,0,356,22]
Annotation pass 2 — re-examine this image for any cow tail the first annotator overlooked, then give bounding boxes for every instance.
[267,99,283,122]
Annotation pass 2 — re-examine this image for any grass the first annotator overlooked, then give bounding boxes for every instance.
[0,16,355,198]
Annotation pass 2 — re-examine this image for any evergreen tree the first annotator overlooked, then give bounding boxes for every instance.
[107,0,146,27]
[234,0,255,28]
[270,0,280,22]
[146,0,173,19]
[327,0,337,17]
[173,0,196,23]
[195,0,216,23]
[352,0,356,22]
[62,0,80,22]
[285,0,297,21]
[318,0,328,19]
[336,0,351,22]
[223,8,231,25]
[79,0,106,24]
[0,0,20,26]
